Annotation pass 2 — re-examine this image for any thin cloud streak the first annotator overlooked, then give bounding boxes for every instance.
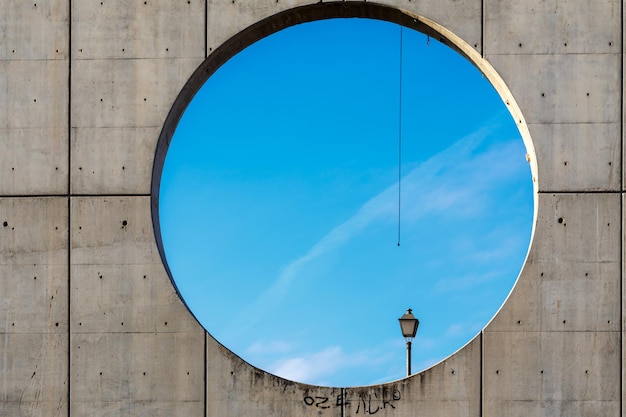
[224,120,526,340]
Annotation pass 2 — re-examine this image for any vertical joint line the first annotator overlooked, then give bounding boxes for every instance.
[481,0,485,57]
[480,330,484,417]
[621,1,624,415]
[204,333,208,417]
[67,1,72,416]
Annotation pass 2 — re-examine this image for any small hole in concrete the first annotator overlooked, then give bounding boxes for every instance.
[609,161,612,165]
[563,161,567,166]
[540,370,544,374]
[121,322,124,326]
[518,43,522,47]
[451,370,455,375]
[562,320,566,324]
[496,370,500,374]
[164,322,168,326]
[3,222,7,227]
[564,42,567,47]
[517,320,521,324]
[33,277,37,280]
[585,273,588,276]
[100,372,102,375]
[585,370,589,374]
[586,92,590,96]
[122,220,128,226]
[55,322,59,326]
[557,217,563,224]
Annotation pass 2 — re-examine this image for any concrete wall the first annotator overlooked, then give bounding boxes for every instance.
[0,1,622,416]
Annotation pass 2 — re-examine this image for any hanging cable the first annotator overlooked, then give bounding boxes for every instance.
[397,25,403,247]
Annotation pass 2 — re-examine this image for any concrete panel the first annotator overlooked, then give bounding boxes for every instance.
[207,0,316,54]
[0,333,68,416]
[0,1,68,60]
[70,196,202,333]
[484,400,620,417]
[0,198,67,266]
[71,58,201,194]
[485,0,620,55]
[0,198,68,413]
[343,337,481,417]
[486,53,620,127]
[0,263,68,334]
[71,263,199,334]
[71,332,204,415]
[71,58,202,129]
[72,0,205,60]
[0,59,68,195]
[483,331,620,414]
[0,60,68,130]
[376,0,482,51]
[488,193,620,332]
[71,197,159,265]
[0,128,68,195]
[530,122,620,192]
[71,127,158,195]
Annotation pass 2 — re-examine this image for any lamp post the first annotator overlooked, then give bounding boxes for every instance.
[398,308,419,376]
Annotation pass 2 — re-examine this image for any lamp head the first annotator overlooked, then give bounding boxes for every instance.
[398,308,419,341]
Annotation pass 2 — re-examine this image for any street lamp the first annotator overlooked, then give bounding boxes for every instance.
[398,308,419,376]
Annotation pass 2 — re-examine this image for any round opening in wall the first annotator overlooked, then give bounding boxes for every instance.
[155,17,534,387]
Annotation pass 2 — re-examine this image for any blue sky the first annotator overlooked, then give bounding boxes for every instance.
[159,18,534,387]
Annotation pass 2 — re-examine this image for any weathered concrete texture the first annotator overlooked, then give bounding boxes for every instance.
[69,196,205,416]
[0,0,68,195]
[70,0,205,195]
[1,1,625,417]
[0,198,68,416]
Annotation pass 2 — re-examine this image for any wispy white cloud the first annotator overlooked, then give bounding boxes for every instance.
[267,343,398,386]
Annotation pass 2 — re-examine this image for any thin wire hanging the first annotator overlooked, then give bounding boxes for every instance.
[397,25,403,247]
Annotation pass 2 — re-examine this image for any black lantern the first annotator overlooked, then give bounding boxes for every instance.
[398,308,419,376]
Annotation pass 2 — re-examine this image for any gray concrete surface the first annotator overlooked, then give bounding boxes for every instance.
[0,1,623,416]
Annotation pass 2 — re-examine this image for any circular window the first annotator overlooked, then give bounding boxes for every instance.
[157,18,534,387]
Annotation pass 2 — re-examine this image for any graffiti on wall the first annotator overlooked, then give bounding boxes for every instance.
[304,388,401,414]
